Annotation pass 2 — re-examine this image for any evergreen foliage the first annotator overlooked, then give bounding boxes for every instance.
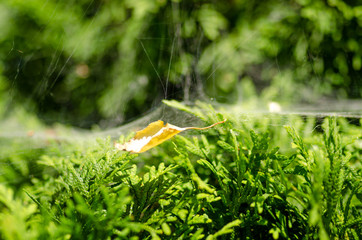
[0,101,361,239]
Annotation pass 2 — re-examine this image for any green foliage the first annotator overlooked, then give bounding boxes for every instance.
[0,101,361,239]
[0,0,360,126]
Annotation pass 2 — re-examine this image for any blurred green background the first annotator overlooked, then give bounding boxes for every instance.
[0,0,361,128]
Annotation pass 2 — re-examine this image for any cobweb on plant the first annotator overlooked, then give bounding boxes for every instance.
[0,0,361,162]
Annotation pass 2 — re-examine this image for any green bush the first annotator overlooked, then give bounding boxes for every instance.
[0,101,361,239]
[0,0,361,126]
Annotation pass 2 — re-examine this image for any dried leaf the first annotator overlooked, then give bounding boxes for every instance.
[115,119,226,153]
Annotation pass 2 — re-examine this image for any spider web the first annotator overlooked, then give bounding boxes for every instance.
[0,1,361,149]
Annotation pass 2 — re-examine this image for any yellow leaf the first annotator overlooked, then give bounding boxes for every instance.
[115,119,226,153]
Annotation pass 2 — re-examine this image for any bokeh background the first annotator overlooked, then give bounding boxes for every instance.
[0,0,361,129]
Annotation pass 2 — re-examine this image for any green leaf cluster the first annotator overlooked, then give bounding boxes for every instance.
[0,101,361,239]
[0,0,360,126]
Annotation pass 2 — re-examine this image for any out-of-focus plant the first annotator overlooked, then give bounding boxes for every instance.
[198,0,362,103]
[0,0,360,127]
